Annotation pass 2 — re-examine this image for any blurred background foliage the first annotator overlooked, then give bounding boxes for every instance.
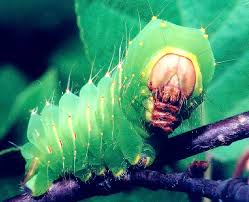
[0,0,249,201]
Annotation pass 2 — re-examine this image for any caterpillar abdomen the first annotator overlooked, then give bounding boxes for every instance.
[22,71,149,196]
[148,53,196,133]
[21,18,215,196]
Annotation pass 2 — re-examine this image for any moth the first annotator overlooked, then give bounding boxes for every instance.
[21,17,215,196]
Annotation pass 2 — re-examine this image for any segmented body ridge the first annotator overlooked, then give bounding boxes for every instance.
[21,68,154,196]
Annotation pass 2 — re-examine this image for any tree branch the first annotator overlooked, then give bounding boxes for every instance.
[156,111,249,165]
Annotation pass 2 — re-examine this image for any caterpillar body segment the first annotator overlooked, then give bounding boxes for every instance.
[27,113,48,155]
[78,83,103,168]
[22,67,151,196]
[58,92,80,172]
[21,18,215,196]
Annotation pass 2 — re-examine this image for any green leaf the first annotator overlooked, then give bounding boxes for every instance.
[208,138,249,179]
[204,51,249,123]
[0,65,27,140]
[177,0,237,35]
[49,36,91,91]
[210,139,249,163]
[173,0,249,136]
[201,2,249,173]
[75,0,181,74]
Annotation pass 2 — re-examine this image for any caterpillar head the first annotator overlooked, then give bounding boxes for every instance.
[149,54,196,99]
[121,18,215,135]
[147,53,196,133]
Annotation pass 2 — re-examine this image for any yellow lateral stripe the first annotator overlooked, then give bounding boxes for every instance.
[52,123,63,150]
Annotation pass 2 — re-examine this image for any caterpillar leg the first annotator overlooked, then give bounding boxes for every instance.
[135,143,156,168]
[104,146,128,177]
[25,166,53,197]
[23,157,55,197]
[23,157,40,185]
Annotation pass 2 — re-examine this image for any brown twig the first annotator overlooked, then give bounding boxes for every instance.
[154,111,249,167]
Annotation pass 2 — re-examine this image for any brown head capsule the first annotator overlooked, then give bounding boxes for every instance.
[148,53,196,134]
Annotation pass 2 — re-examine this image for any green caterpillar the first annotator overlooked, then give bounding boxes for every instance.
[21,17,215,196]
